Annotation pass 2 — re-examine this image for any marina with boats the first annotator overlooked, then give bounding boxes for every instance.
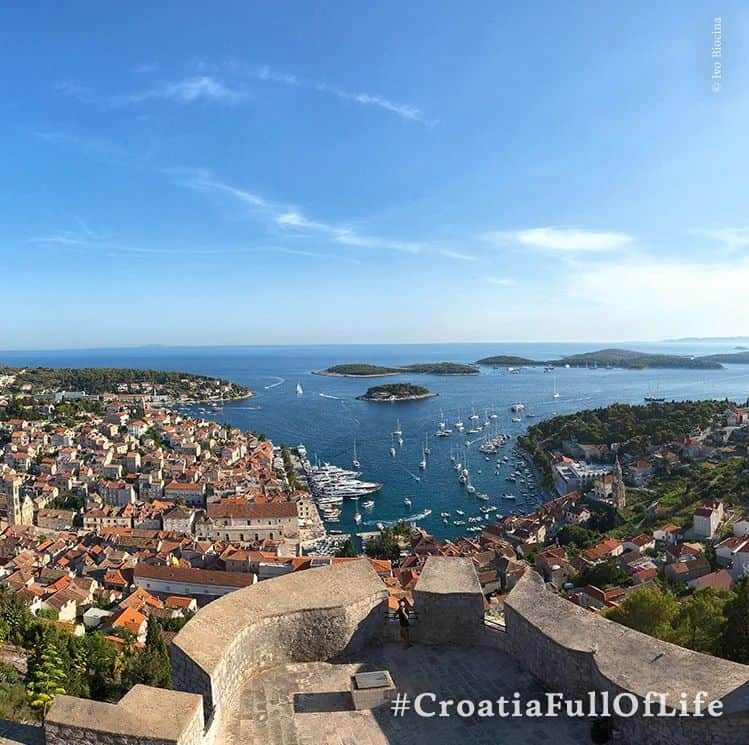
[165,341,749,547]
[294,395,550,545]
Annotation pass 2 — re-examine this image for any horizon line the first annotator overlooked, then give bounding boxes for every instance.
[1,337,747,355]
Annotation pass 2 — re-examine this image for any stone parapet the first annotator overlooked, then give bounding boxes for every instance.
[504,570,749,744]
[171,559,388,727]
[413,556,485,645]
[44,685,204,745]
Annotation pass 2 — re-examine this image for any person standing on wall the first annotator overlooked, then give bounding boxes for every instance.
[397,598,412,649]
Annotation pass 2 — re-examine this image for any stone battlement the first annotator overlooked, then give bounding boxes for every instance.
[504,570,749,743]
[170,558,388,732]
[39,557,749,745]
[44,685,204,745]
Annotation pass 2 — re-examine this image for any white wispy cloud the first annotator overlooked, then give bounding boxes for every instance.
[691,226,749,253]
[484,276,515,286]
[58,62,431,123]
[484,226,633,253]
[440,249,477,261]
[316,82,431,124]
[29,226,357,263]
[175,170,423,254]
[217,61,431,123]
[569,257,749,331]
[121,76,242,105]
[254,65,298,86]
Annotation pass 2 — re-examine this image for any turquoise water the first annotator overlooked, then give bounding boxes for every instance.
[3,342,749,539]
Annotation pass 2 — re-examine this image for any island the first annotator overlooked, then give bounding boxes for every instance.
[315,361,478,377]
[475,347,723,370]
[0,365,252,403]
[701,351,749,363]
[356,382,437,402]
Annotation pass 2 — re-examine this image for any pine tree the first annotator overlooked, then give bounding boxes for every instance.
[720,578,749,662]
[123,620,172,690]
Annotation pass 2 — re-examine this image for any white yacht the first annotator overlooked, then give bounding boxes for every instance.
[352,441,361,469]
[296,382,304,396]
[403,497,412,508]
[393,419,402,437]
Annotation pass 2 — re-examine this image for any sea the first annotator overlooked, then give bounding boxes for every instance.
[3,341,749,541]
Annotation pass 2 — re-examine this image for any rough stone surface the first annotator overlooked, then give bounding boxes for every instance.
[171,560,388,725]
[214,640,589,745]
[44,685,203,745]
[413,557,485,645]
[504,570,749,744]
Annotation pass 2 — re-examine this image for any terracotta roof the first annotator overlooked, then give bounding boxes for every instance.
[134,563,255,588]
[207,500,297,519]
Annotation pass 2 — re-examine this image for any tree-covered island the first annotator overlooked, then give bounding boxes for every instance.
[357,383,437,402]
[475,347,726,370]
[315,362,478,377]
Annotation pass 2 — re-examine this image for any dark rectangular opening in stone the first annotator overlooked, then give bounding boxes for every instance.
[353,671,389,689]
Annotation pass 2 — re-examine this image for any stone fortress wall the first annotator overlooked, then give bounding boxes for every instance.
[44,557,749,745]
[45,561,388,745]
[170,559,388,738]
[504,570,749,744]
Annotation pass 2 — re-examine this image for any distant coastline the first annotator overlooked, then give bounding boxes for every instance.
[475,347,728,370]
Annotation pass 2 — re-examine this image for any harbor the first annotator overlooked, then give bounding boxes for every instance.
[10,341,749,542]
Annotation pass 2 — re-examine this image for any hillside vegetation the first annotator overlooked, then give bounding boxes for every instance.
[0,365,251,400]
[520,400,727,457]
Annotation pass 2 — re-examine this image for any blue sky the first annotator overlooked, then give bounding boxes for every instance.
[2,2,748,349]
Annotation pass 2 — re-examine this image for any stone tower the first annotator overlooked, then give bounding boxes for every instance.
[611,456,626,509]
[5,477,33,526]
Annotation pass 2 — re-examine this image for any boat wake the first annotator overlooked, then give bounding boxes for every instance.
[363,508,432,527]
[264,377,285,390]
[319,393,342,400]
[398,464,422,482]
